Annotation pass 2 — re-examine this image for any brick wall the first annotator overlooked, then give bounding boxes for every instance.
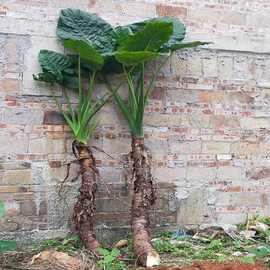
[1,0,270,244]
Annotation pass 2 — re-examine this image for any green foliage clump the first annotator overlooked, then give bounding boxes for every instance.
[97,248,127,270]
[34,9,118,144]
[153,224,270,267]
[34,8,207,142]
[105,17,207,138]
[38,235,82,256]
[154,239,178,253]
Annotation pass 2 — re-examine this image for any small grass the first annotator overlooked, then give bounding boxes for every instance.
[152,227,270,267]
[1,216,270,269]
[34,234,83,256]
[97,247,128,270]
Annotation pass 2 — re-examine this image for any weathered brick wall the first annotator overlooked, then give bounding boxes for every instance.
[1,0,270,244]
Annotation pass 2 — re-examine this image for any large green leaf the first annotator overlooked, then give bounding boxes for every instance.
[115,19,147,40]
[118,20,173,52]
[38,50,73,83]
[33,71,78,89]
[57,9,116,54]
[34,50,82,89]
[115,51,164,65]
[63,39,104,70]
[115,17,185,52]
[114,26,133,45]
[115,21,172,65]
[33,72,58,84]
[159,17,186,51]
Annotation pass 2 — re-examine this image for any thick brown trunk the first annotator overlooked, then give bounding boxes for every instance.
[72,141,100,252]
[131,136,160,267]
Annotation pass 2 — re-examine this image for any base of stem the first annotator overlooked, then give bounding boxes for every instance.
[146,250,160,267]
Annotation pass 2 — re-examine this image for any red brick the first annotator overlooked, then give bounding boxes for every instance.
[0,79,20,92]
[156,4,187,17]
[88,0,96,7]
[150,87,166,100]
[49,160,62,168]
[43,111,65,125]
[248,168,270,180]
[20,200,37,216]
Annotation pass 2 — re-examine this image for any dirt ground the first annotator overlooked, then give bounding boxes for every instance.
[0,251,269,270]
[153,261,268,270]
[2,250,269,270]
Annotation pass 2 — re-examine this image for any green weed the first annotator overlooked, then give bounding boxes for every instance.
[154,239,178,253]
[38,235,82,255]
[97,248,127,270]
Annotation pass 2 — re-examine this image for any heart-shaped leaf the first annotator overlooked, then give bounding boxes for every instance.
[57,9,116,54]
[115,17,186,52]
[63,39,104,70]
[115,51,166,65]
[34,50,80,88]
[159,17,186,51]
[38,50,73,83]
[115,20,172,65]
[118,20,173,52]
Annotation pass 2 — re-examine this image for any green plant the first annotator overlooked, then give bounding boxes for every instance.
[38,235,82,256]
[157,231,174,238]
[36,51,108,144]
[103,16,208,267]
[258,216,270,226]
[208,239,223,251]
[154,239,178,253]
[152,224,270,266]
[34,9,117,145]
[242,256,256,264]
[97,248,127,270]
[33,9,119,251]
[247,246,270,258]
[0,201,5,218]
[105,18,206,138]
[33,8,208,260]
[0,240,17,252]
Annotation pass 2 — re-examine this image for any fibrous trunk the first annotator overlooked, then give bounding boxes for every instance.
[131,136,160,267]
[72,141,100,252]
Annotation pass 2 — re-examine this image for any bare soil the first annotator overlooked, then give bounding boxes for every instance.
[1,252,269,270]
[0,250,91,270]
[153,261,268,270]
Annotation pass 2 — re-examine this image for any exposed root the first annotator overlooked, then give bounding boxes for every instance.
[72,141,100,252]
[131,136,160,267]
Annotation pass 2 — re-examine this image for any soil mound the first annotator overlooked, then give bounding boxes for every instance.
[154,261,268,270]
